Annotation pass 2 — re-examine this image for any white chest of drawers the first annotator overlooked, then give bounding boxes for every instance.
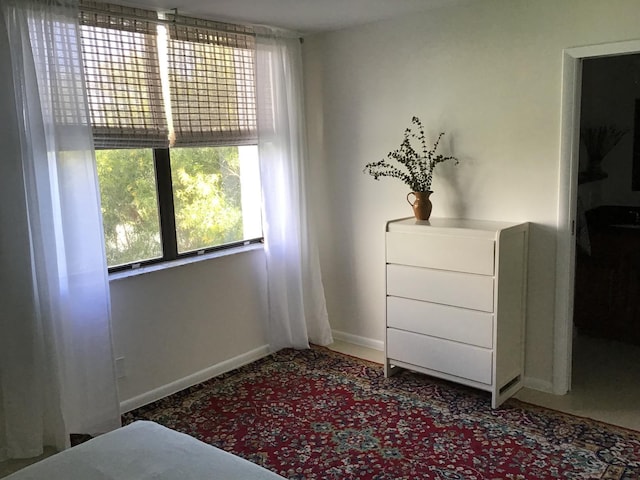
[384,217,529,408]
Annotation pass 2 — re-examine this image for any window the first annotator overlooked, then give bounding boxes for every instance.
[96,148,162,267]
[79,1,262,271]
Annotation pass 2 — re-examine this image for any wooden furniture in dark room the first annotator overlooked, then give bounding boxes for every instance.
[574,206,640,345]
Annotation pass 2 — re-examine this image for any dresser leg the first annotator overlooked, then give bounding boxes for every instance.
[384,359,401,378]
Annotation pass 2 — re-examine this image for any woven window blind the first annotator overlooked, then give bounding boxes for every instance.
[29,15,90,133]
[166,15,257,147]
[79,0,168,148]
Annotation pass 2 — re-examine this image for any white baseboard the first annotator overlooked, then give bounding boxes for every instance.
[121,333,384,414]
[120,339,554,414]
[523,376,554,393]
[332,329,384,351]
[120,345,271,413]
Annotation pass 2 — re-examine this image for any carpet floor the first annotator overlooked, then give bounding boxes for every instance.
[123,347,640,479]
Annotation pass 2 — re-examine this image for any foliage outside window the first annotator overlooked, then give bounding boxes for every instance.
[96,146,261,270]
[171,146,244,253]
[96,148,162,267]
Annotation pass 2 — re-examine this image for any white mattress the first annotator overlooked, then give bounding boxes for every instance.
[6,421,286,479]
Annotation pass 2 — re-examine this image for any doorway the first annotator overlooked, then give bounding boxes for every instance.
[574,53,640,346]
[554,42,640,428]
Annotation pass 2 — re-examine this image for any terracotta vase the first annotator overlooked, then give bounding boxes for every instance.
[406,191,433,220]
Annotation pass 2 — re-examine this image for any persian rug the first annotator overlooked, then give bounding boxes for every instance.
[123,347,640,479]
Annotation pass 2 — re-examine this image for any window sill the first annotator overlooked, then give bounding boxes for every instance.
[108,243,264,281]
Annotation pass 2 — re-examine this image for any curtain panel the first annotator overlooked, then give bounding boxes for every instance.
[0,0,120,461]
[256,33,333,351]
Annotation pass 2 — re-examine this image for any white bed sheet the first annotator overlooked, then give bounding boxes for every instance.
[6,421,286,480]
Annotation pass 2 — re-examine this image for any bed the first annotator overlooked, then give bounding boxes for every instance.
[5,421,286,479]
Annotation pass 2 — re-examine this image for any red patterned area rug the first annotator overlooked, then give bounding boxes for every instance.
[123,347,640,479]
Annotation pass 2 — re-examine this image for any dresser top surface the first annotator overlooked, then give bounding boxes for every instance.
[387,217,527,236]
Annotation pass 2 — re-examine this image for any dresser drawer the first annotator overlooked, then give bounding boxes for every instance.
[387,328,493,384]
[386,231,495,275]
[387,264,494,312]
[387,296,493,348]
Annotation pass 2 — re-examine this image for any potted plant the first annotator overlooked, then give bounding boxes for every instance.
[363,116,458,220]
[579,125,626,184]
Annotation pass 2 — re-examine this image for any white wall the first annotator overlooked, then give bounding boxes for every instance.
[303,0,640,388]
[110,249,269,407]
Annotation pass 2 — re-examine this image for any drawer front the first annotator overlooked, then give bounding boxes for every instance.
[387,296,493,348]
[386,231,495,275]
[387,264,494,312]
[387,328,492,384]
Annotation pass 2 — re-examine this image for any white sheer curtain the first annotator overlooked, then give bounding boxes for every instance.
[0,0,120,461]
[256,33,333,351]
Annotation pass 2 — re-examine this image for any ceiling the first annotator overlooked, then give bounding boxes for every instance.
[118,0,474,34]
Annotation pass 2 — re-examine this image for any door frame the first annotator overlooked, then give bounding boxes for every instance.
[555,39,640,395]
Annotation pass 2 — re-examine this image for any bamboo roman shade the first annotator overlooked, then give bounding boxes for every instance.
[79,0,169,148]
[165,15,257,146]
[78,1,257,149]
